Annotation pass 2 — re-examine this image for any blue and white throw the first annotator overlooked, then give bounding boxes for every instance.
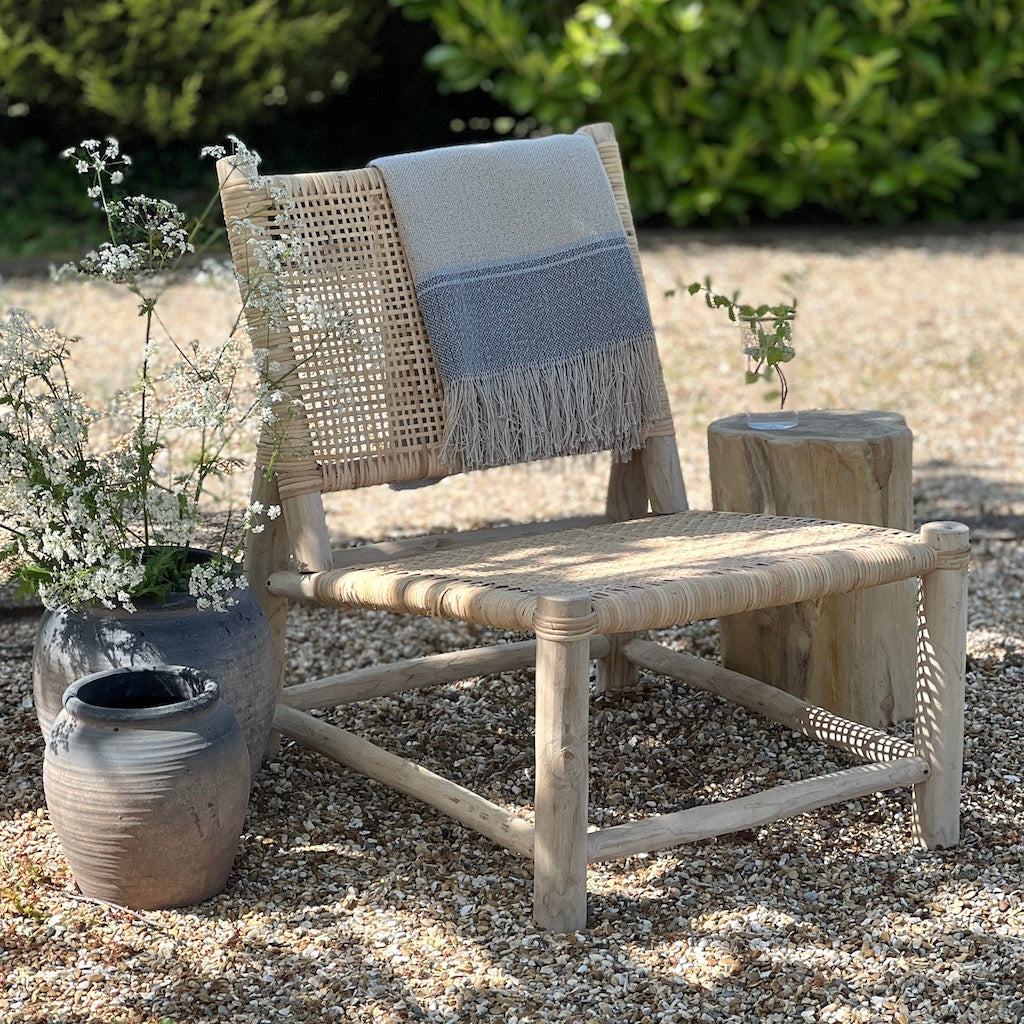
[371,133,663,472]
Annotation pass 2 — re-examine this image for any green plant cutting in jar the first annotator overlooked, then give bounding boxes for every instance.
[686,276,797,412]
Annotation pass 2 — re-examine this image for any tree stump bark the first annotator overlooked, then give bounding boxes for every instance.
[707,410,916,727]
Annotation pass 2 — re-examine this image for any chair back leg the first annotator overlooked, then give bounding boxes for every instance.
[595,632,641,695]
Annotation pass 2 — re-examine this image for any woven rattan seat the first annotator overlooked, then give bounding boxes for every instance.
[218,124,969,931]
[271,513,939,633]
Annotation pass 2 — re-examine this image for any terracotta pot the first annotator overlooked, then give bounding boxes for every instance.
[33,567,274,784]
[43,666,251,910]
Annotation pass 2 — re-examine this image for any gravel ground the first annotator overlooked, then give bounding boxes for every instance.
[2,224,1023,1023]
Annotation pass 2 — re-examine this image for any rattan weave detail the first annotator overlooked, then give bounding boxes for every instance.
[218,135,674,499]
[219,163,450,496]
[286,511,937,634]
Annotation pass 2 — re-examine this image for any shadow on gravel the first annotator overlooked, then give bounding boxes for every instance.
[642,219,1024,257]
[912,458,1024,538]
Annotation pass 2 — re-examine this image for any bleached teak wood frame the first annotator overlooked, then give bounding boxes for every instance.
[217,124,969,931]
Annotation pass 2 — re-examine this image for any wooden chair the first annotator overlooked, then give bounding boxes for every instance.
[217,124,969,931]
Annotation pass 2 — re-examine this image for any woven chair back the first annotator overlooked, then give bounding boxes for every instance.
[217,127,670,500]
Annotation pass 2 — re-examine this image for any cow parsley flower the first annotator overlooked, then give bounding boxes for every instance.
[1,136,301,612]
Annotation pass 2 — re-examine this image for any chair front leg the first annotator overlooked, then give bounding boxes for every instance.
[912,521,970,849]
[245,472,291,761]
[533,590,594,932]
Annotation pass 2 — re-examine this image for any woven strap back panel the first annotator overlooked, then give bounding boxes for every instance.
[218,131,673,499]
[220,163,449,497]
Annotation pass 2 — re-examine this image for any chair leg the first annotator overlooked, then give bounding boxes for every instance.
[245,473,291,761]
[533,590,593,932]
[595,631,641,695]
[912,522,970,849]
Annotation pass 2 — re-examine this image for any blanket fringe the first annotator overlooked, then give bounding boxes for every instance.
[439,333,663,472]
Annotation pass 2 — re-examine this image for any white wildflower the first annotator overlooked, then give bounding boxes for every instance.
[2,130,336,613]
[188,560,240,612]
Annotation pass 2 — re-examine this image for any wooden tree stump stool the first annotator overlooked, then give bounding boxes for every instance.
[707,410,915,727]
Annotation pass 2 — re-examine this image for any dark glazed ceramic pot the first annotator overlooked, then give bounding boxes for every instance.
[43,666,251,910]
[33,570,274,783]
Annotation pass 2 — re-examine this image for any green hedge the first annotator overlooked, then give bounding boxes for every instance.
[0,1,386,145]
[393,0,1024,225]
[0,7,511,259]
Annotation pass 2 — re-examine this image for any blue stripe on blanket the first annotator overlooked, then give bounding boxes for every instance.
[416,233,653,381]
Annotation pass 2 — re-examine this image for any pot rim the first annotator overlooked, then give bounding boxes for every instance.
[62,665,220,724]
[44,579,252,620]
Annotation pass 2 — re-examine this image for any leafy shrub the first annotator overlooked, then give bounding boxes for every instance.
[0,1,386,145]
[393,0,1024,225]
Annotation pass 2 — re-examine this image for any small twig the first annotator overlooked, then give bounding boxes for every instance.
[61,889,178,935]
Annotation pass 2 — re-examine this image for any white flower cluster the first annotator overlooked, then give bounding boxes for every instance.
[69,197,193,284]
[185,500,281,612]
[201,135,262,175]
[0,313,148,609]
[1,135,294,613]
[223,141,353,348]
[249,347,296,427]
[61,138,132,198]
[186,559,240,613]
[239,500,283,536]
[160,340,239,432]
[0,309,268,610]
[233,228,302,334]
